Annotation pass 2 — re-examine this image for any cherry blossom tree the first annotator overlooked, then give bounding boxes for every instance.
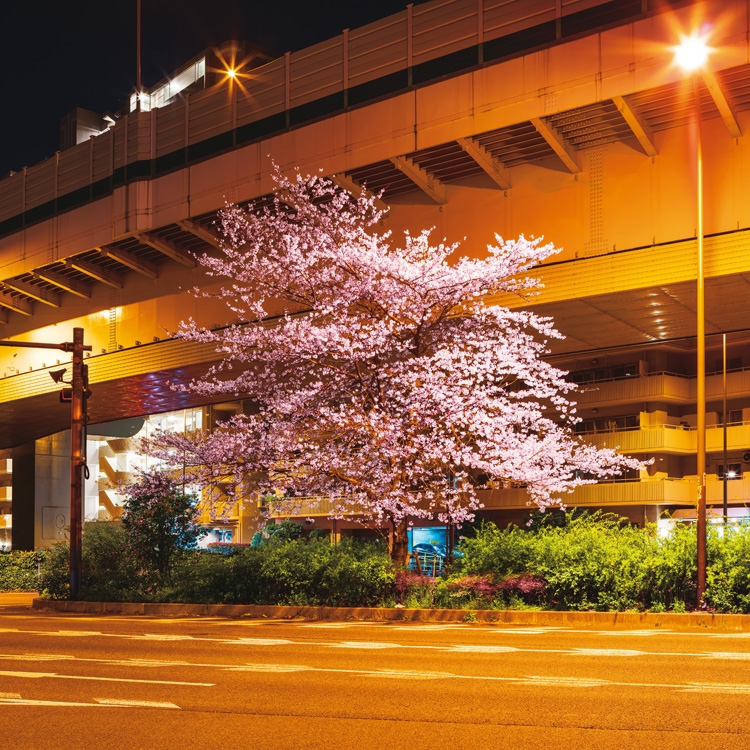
[152,169,641,565]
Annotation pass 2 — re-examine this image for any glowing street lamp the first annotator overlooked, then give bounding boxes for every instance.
[674,32,711,71]
[674,31,711,606]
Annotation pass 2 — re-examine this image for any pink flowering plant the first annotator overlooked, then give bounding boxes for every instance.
[149,168,641,564]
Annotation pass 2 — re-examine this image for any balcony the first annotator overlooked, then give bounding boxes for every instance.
[579,423,750,454]
[573,369,750,408]
[574,372,690,407]
[477,478,695,509]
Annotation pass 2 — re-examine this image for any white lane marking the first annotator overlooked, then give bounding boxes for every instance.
[448,645,520,653]
[0,669,212,686]
[223,662,750,695]
[234,638,294,646]
[95,698,180,709]
[133,634,195,641]
[369,670,456,680]
[227,664,311,673]
[0,628,19,633]
[112,659,191,667]
[5,638,750,663]
[50,630,103,637]
[572,648,645,657]
[681,683,750,694]
[0,692,21,698]
[326,641,401,649]
[525,675,610,687]
[584,630,664,637]
[0,697,128,708]
[0,654,76,662]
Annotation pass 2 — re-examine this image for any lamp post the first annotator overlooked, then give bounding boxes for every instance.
[674,33,710,605]
[0,328,92,599]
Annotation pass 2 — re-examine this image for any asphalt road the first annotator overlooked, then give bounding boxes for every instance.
[1,605,750,749]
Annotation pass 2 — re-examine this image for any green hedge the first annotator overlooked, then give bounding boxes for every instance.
[36,514,750,612]
[453,511,750,612]
[40,523,395,606]
[0,551,42,591]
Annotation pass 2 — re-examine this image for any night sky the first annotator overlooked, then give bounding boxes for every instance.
[1,0,423,178]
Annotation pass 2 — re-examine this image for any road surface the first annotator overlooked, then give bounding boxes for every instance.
[0,604,749,748]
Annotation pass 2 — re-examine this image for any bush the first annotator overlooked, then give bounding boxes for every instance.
[121,471,205,584]
[81,522,140,601]
[0,551,41,591]
[39,544,70,600]
[39,522,142,601]
[395,569,435,608]
[456,511,709,612]
[149,537,394,606]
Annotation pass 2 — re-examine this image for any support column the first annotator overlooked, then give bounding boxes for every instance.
[10,442,35,551]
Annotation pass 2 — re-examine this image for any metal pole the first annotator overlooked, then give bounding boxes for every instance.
[0,330,91,599]
[723,333,728,523]
[694,76,707,605]
[69,328,85,600]
[136,0,142,105]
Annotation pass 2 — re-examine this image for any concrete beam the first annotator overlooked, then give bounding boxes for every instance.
[530,117,581,174]
[34,269,91,299]
[66,258,124,289]
[612,95,658,157]
[331,173,389,212]
[0,290,33,316]
[702,70,742,138]
[136,234,196,268]
[98,246,158,279]
[177,219,224,250]
[456,137,511,189]
[389,156,447,204]
[2,279,60,308]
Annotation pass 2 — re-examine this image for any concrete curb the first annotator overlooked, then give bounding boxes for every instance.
[31,598,750,629]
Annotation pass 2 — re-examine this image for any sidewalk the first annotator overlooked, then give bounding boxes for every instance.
[0,592,37,609]
[30,597,750,630]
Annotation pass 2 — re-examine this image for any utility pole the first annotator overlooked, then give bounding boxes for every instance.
[0,328,92,599]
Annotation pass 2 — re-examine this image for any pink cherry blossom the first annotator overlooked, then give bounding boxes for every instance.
[150,168,642,564]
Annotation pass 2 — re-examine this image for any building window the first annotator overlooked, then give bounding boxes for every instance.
[719,409,743,426]
[570,362,638,384]
[574,414,640,434]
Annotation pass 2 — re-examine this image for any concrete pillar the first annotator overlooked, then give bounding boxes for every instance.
[11,442,35,551]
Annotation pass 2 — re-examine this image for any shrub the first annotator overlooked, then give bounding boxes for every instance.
[81,521,140,601]
[457,512,704,612]
[39,522,141,601]
[0,551,41,591]
[395,569,435,608]
[498,574,546,606]
[120,471,205,584]
[39,544,70,600]
[162,537,394,606]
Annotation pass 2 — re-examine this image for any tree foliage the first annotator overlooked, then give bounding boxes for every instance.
[150,169,640,562]
[120,471,204,582]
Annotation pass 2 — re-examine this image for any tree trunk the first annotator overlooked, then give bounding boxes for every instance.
[391,518,409,567]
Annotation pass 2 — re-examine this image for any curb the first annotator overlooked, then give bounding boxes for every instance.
[31,598,750,629]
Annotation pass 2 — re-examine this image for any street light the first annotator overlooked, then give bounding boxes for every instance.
[674,31,711,606]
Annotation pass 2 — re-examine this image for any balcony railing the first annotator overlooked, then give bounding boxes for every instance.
[573,369,750,406]
[266,475,750,518]
[578,422,750,454]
